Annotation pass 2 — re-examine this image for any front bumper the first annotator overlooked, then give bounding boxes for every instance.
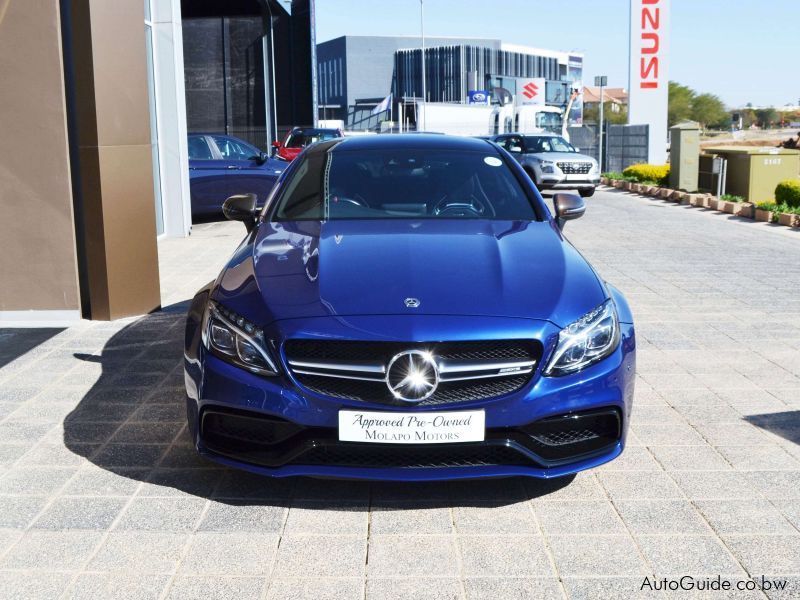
[184,315,635,481]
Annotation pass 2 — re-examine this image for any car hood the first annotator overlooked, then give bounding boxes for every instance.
[525,151,596,163]
[236,219,606,328]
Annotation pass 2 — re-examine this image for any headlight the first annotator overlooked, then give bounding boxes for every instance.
[201,301,278,376]
[537,159,555,174]
[544,300,619,376]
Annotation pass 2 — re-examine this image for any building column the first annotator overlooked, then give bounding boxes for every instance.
[67,0,161,320]
[150,0,192,238]
[0,0,82,326]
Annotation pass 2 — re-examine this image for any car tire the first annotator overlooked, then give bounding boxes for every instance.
[579,188,595,198]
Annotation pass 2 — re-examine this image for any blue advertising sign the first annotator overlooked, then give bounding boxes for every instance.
[468,90,490,105]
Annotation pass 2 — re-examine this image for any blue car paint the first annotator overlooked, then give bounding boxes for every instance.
[183,134,636,480]
[188,134,285,216]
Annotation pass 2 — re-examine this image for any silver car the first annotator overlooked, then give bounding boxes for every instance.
[492,133,600,197]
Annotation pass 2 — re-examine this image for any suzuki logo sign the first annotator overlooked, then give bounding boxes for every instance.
[520,78,545,105]
[628,0,669,164]
[522,82,539,99]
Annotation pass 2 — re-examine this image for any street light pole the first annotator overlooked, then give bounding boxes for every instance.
[420,0,426,131]
[594,75,607,171]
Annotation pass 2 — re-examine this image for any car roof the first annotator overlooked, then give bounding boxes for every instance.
[327,133,498,153]
[290,127,341,134]
[495,132,560,138]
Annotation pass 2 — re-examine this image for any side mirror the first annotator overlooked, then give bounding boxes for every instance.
[257,151,269,164]
[222,193,258,232]
[553,193,585,229]
[271,141,280,148]
[572,146,580,152]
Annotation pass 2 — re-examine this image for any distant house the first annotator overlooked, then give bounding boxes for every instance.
[583,86,628,113]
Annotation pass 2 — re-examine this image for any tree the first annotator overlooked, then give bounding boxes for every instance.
[755,108,779,129]
[691,93,728,129]
[583,101,628,125]
[668,81,694,126]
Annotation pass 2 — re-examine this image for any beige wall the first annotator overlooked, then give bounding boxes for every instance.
[0,0,81,312]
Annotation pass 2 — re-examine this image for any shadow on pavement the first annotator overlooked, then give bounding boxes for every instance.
[63,303,575,507]
[0,328,65,369]
[746,411,800,447]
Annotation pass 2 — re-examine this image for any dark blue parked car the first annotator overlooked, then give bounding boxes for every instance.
[188,134,285,217]
[184,134,636,481]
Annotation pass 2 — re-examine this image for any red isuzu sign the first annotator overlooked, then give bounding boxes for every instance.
[628,0,669,164]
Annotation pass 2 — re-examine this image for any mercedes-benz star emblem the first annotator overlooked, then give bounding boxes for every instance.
[404,297,420,308]
[385,350,439,402]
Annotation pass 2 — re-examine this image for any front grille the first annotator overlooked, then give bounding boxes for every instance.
[296,445,530,468]
[284,340,542,406]
[557,161,593,175]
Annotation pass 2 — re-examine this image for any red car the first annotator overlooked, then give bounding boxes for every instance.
[272,127,343,161]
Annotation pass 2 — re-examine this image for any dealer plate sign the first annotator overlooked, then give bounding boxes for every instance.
[338,410,485,444]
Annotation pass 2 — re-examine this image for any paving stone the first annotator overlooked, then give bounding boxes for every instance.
[33,496,127,530]
[88,531,190,573]
[614,500,710,534]
[695,499,797,535]
[366,578,463,600]
[267,578,363,600]
[0,495,50,529]
[63,572,170,600]
[636,534,744,576]
[0,466,77,495]
[115,497,206,531]
[283,501,368,535]
[179,532,278,575]
[463,578,563,600]
[368,534,459,577]
[273,534,365,577]
[0,571,72,600]
[198,500,287,532]
[534,500,626,535]
[649,444,732,471]
[0,530,103,571]
[452,501,537,534]
[457,535,552,577]
[723,535,800,575]
[165,576,265,600]
[562,577,663,599]
[548,534,647,577]
[671,471,763,500]
[597,470,683,500]
[369,501,454,534]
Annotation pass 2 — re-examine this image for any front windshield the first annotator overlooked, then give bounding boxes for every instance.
[272,149,537,221]
[534,112,563,134]
[286,130,340,148]
[524,136,574,153]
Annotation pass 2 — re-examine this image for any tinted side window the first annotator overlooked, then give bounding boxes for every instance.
[188,136,213,160]
[212,136,256,160]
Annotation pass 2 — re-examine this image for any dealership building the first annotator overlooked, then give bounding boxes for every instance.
[316,35,584,127]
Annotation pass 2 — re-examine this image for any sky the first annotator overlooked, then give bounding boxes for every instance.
[314,0,799,108]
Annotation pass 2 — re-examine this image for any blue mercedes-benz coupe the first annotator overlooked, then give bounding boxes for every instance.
[183,134,635,481]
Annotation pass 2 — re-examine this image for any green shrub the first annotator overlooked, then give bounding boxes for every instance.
[622,164,670,186]
[602,172,625,180]
[774,179,800,208]
[720,194,744,203]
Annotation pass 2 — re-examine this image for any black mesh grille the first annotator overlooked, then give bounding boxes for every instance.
[533,428,599,446]
[284,340,541,406]
[557,162,592,174]
[293,444,531,468]
[284,339,536,363]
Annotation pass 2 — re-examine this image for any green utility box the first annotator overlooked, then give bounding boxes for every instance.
[670,121,700,191]
[703,146,800,201]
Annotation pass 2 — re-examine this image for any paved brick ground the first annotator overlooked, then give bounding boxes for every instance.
[0,190,798,599]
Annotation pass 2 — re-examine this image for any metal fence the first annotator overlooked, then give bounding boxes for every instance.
[606,124,649,173]
[567,125,600,164]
